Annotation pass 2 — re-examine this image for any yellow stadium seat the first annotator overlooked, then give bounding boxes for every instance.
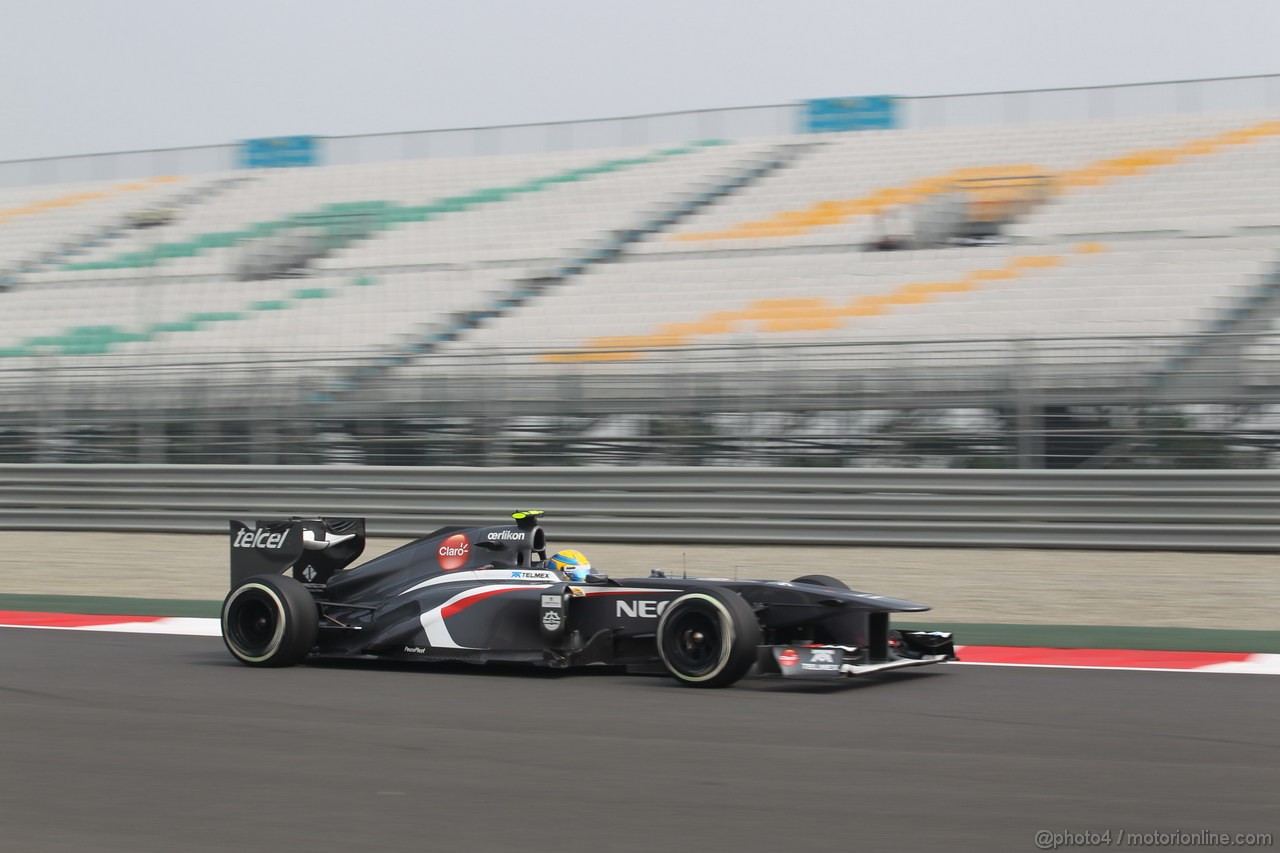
[836,302,888,317]
[658,319,737,336]
[1006,255,1062,269]
[849,294,898,311]
[759,316,842,333]
[668,119,1279,246]
[589,333,687,350]
[965,268,1019,282]
[885,291,934,305]
[750,297,828,311]
[544,243,1110,361]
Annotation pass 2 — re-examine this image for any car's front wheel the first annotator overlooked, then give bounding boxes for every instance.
[656,588,761,688]
[790,573,859,646]
[221,574,319,667]
[790,574,850,590]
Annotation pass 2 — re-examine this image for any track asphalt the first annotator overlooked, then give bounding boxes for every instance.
[1,629,1276,853]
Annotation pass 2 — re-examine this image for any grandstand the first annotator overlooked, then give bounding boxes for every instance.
[0,93,1278,467]
[3,140,789,360]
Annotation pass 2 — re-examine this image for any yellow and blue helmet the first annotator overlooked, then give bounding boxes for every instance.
[547,549,592,582]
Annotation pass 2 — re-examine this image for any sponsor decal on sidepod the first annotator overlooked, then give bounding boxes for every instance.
[438,534,470,570]
[487,530,526,541]
[616,600,670,619]
[510,570,558,581]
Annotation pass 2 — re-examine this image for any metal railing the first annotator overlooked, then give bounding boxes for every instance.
[1,332,1279,468]
[1,464,1277,550]
[2,73,1277,188]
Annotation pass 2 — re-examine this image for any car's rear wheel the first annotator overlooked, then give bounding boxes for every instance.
[222,574,318,667]
[656,588,761,688]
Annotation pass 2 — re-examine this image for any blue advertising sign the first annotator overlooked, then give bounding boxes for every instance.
[803,96,899,133]
[239,136,319,169]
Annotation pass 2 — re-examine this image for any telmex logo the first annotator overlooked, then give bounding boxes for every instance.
[437,534,470,570]
[233,528,289,549]
[511,570,557,580]
[615,600,670,619]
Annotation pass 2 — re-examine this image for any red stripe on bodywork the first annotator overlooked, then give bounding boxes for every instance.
[440,587,523,619]
[958,646,1251,669]
[0,611,166,628]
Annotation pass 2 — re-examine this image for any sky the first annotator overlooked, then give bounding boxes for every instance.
[2,0,1278,163]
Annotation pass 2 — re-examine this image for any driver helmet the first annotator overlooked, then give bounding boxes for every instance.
[547,549,592,582]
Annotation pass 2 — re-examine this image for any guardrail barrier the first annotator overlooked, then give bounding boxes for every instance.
[1,464,1276,551]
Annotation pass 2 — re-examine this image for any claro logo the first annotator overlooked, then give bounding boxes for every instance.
[437,533,471,570]
[233,528,289,549]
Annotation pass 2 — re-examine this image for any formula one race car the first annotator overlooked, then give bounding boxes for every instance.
[221,511,956,688]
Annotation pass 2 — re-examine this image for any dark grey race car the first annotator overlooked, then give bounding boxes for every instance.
[221,511,957,688]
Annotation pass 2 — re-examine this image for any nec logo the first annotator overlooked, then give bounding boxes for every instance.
[616,600,671,619]
[233,528,289,549]
[437,534,470,570]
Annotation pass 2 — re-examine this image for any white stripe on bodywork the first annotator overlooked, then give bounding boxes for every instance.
[419,584,552,649]
[577,587,682,595]
[399,569,561,595]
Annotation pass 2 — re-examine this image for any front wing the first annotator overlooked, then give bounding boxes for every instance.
[757,631,958,680]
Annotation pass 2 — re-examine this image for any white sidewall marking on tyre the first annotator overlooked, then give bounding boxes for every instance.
[223,582,287,664]
[657,593,735,683]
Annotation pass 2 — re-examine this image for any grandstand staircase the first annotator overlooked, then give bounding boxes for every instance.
[1073,252,1280,469]
[316,140,825,400]
[0,176,254,291]
[1153,256,1280,395]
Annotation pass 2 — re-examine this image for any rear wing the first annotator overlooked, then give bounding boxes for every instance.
[229,517,366,588]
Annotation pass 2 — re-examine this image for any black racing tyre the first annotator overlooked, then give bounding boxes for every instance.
[221,574,319,667]
[656,588,761,688]
[790,574,858,645]
[790,574,850,589]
